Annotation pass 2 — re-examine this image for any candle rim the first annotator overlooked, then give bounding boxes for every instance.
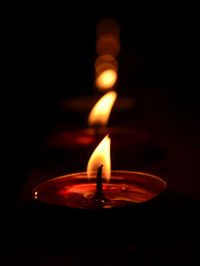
[33,170,167,188]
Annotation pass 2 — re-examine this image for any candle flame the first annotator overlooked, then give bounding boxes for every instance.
[87,135,111,181]
[88,91,117,127]
[96,18,120,57]
[96,69,117,91]
[96,35,120,57]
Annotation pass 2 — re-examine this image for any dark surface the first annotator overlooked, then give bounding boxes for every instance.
[3,4,200,266]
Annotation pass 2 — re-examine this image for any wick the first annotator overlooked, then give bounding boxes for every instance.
[92,164,108,206]
[96,164,103,193]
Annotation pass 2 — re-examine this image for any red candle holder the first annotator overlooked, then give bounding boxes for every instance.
[33,171,166,209]
[43,127,150,150]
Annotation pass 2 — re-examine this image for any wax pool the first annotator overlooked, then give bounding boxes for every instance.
[33,171,166,209]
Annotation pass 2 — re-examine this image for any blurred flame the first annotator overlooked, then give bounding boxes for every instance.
[96,34,120,57]
[95,18,120,91]
[96,69,117,91]
[87,135,111,181]
[88,91,117,126]
[96,18,120,38]
[95,55,118,74]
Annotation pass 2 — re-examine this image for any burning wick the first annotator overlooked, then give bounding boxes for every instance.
[33,135,167,209]
[92,165,108,206]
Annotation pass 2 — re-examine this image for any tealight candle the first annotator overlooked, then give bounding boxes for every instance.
[44,91,148,150]
[33,135,166,209]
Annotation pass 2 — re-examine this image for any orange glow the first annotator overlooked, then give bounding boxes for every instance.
[87,135,111,181]
[95,55,118,75]
[95,55,118,91]
[95,18,120,91]
[96,69,117,90]
[96,34,120,57]
[96,18,120,38]
[88,91,117,126]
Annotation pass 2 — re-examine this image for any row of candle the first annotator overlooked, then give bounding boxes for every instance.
[33,19,167,209]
